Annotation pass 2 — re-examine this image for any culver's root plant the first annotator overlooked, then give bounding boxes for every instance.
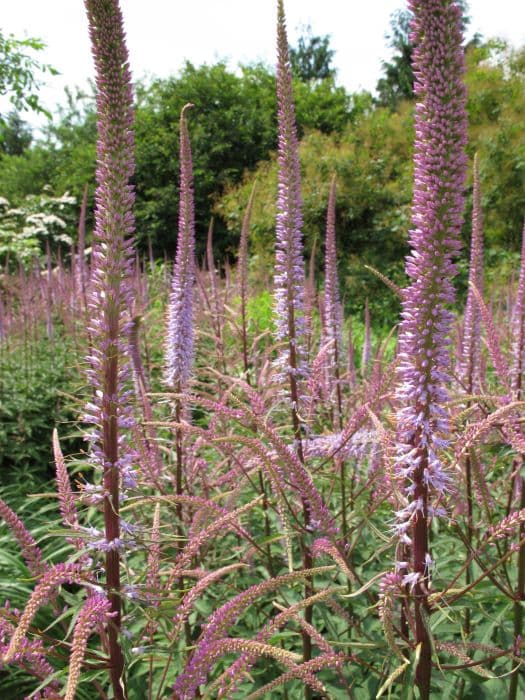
[1,0,525,699]
[392,0,467,696]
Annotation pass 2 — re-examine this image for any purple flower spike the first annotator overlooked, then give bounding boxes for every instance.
[323,175,344,410]
[457,154,484,393]
[510,220,525,400]
[273,0,308,391]
[394,1,467,693]
[395,0,467,540]
[84,2,136,695]
[165,104,196,393]
[0,497,45,578]
[84,0,137,488]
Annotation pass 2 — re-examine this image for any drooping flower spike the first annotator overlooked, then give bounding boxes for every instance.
[64,593,113,700]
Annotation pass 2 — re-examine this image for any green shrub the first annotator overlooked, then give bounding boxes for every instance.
[0,333,82,485]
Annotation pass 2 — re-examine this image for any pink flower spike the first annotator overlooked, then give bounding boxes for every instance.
[53,428,79,532]
[0,498,45,578]
[65,593,112,700]
[457,154,484,393]
[3,563,83,663]
[165,104,196,393]
[273,0,308,393]
[510,219,525,399]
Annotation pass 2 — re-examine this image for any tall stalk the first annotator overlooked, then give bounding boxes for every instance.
[322,176,347,537]
[509,221,525,700]
[164,103,197,667]
[84,1,137,696]
[458,155,484,638]
[394,1,467,696]
[238,183,256,385]
[274,2,313,694]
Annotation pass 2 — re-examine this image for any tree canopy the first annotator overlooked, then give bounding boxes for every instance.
[0,30,57,127]
[0,54,353,260]
[289,26,336,82]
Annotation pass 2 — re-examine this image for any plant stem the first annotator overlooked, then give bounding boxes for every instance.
[509,470,525,700]
[413,451,431,699]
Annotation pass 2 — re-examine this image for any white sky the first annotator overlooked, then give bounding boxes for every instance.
[1,0,525,129]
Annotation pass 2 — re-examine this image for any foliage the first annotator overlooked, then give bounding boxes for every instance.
[289,25,336,82]
[0,30,57,126]
[133,61,276,257]
[0,32,521,280]
[375,9,415,110]
[0,112,32,156]
[133,61,352,257]
[0,333,82,485]
[464,41,525,250]
[218,38,525,324]
[0,60,352,260]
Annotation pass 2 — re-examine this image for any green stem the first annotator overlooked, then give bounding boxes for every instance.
[509,471,525,700]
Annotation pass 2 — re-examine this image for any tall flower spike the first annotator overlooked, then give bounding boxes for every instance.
[165,104,196,393]
[323,175,343,413]
[457,154,484,393]
[84,1,136,696]
[76,183,89,310]
[238,182,256,384]
[394,1,467,696]
[273,0,308,394]
[510,220,525,400]
[361,298,371,376]
[508,220,525,700]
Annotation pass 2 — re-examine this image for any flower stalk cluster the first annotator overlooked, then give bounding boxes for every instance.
[173,567,333,698]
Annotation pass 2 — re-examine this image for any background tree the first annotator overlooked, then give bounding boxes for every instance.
[0,30,57,127]
[217,37,525,324]
[289,25,336,82]
[130,57,351,257]
[375,2,472,110]
[375,9,414,110]
[0,111,32,155]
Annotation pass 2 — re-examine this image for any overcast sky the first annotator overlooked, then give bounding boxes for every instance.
[2,0,525,129]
